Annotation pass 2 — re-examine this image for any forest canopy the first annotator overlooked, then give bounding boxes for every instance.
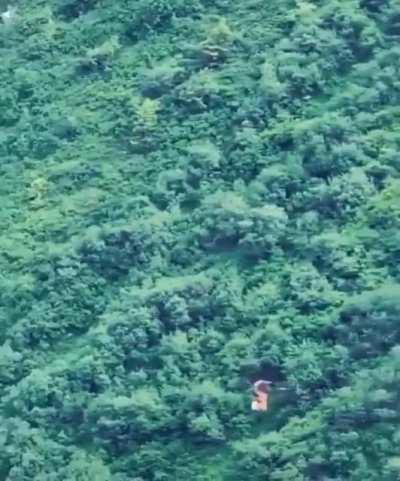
[0,0,400,480]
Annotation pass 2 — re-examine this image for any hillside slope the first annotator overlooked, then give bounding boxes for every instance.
[0,0,400,480]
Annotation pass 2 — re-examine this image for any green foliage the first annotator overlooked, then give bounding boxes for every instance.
[87,389,172,450]
[79,35,121,72]
[125,0,176,40]
[195,191,288,256]
[1,0,400,479]
[138,57,186,98]
[335,285,400,359]
[65,451,111,481]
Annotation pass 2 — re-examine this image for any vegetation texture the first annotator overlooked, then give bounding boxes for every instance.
[1,0,400,479]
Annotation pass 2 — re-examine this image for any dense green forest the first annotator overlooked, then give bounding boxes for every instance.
[0,0,400,479]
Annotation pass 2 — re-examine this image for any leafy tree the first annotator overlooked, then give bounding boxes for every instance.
[64,450,111,481]
[1,0,400,479]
